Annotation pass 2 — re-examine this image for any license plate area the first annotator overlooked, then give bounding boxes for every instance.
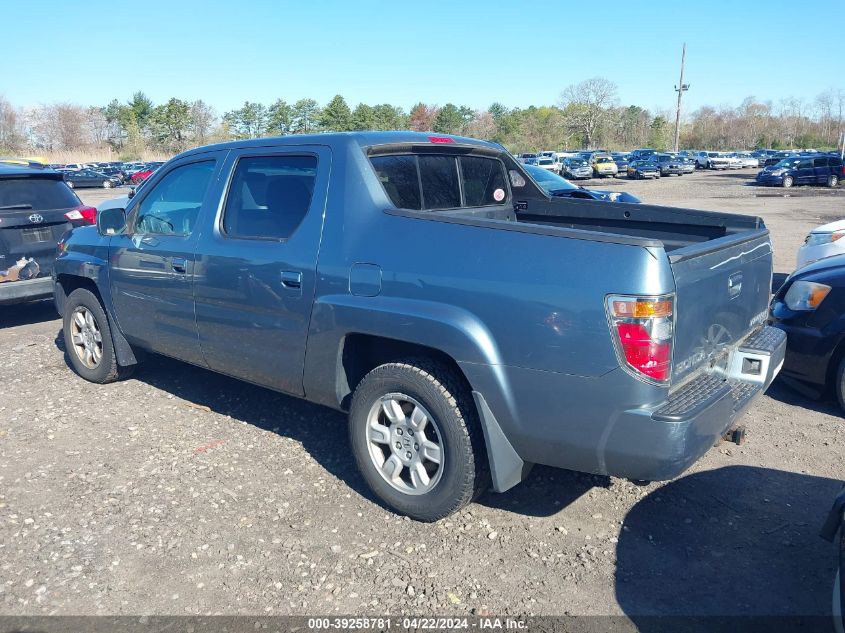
[21,226,52,243]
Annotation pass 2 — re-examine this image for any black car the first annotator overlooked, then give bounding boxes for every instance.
[627,157,661,179]
[63,169,121,189]
[0,162,96,304]
[96,166,127,183]
[523,164,641,203]
[654,153,685,176]
[770,254,845,408]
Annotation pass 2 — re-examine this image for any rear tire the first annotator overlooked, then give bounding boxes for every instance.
[349,358,488,521]
[829,175,839,188]
[63,288,134,384]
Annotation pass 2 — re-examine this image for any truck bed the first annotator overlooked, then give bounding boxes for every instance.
[445,197,763,253]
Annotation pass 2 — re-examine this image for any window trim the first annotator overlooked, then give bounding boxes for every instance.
[218,151,320,243]
[129,158,216,237]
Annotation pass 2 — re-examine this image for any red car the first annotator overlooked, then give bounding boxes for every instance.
[130,168,154,184]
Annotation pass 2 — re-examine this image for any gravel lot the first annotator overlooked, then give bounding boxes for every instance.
[1,170,844,619]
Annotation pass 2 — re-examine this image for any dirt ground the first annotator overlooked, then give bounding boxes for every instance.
[1,170,844,619]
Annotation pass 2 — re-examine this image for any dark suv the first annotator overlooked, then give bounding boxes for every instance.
[0,162,96,304]
[655,153,685,176]
[756,155,845,188]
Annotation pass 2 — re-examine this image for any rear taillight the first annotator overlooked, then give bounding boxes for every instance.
[64,205,97,225]
[606,294,674,383]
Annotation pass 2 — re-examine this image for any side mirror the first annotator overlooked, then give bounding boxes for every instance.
[98,207,126,236]
[127,185,137,199]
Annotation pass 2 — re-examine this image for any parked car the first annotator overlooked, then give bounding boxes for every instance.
[591,154,618,177]
[756,155,844,188]
[771,254,845,406]
[731,152,759,169]
[523,163,641,203]
[536,156,558,173]
[54,132,783,521]
[0,163,96,305]
[796,218,845,269]
[610,153,630,173]
[674,155,696,174]
[560,157,593,179]
[63,169,121,189]
[696,151,731,170]
[517,153,538,164]
[655,153,685,176]
[62,163,85,171]
[629,148,657,161]
[627,157,661,179]
[96,166,127,183]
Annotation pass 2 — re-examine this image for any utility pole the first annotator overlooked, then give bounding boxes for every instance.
[673,43,689,153]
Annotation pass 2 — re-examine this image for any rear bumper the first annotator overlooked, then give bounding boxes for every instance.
[0,277,54,305]
[601,326,785,480]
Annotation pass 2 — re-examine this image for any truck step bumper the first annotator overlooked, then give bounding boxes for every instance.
[604,326,786,481]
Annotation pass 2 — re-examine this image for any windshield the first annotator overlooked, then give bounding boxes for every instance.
[595,157,613,164]
[568,159,586,166]
[774,159,799,168]
[538,159,554,165]
[523,164,577,192]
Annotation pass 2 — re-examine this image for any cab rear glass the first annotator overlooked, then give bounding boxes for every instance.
[371,154,508,210]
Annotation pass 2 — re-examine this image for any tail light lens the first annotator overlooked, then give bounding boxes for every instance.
[64,205,97,225]
[606,294,674,383]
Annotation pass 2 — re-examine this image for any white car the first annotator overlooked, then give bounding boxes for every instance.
[536,156,559,173]
[796,218,845,269]
[731,152,759,169]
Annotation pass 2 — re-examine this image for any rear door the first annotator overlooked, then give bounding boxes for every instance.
[669,231,773,385]
[192,146,331,395]
[0,175,76,279]
[813,157,830,184]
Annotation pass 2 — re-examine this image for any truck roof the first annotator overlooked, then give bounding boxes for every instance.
[178,131,504,158]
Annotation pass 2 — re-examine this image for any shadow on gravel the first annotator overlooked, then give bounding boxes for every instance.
[89,352,385,508]
[0,298,58,329]
[477,466,607,517]
[616,465,840,624]
[764,377,841,417]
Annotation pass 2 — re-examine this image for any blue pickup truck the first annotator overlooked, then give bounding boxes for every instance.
[53,132,785,521]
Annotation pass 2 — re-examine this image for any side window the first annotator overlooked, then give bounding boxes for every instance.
[798,160,813,170]
[135,161,214,236]
[813,158,829,168]
[222,155,317,240]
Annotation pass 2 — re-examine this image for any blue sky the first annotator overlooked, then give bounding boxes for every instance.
[5,1,844,115]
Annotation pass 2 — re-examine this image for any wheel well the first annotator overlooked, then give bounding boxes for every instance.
[337,334,471,411]
[824,336,845,393]
[54,275,101,316]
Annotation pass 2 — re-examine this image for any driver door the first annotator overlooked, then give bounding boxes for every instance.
[109,153,226,365]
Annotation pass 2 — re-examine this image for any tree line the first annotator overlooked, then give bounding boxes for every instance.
[1,78,843,160]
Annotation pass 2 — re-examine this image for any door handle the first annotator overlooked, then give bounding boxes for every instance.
[171,257,188,273]
[281,270,302,289]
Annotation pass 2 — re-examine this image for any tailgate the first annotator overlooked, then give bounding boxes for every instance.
[669,230,773,385]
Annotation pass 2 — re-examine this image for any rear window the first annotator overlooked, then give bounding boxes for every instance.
[0,177,80,211]
[371,154,508,210]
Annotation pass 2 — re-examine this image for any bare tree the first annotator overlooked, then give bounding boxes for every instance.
[189,100,216,145]
[0,95,26,152]
[559,77,618,148]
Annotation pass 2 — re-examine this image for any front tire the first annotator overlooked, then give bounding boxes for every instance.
[103,180,112,188]
[349,359,488,521]
[63,288,134,384]
[782,175,794,188]
[66,181,74,189]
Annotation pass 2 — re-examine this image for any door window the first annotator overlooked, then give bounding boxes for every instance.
[134,161,214,236]
[222,155,318,240]
[813,158,830,168]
